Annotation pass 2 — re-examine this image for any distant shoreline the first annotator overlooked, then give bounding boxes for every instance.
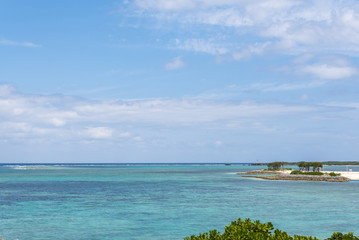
[252,161,359,166]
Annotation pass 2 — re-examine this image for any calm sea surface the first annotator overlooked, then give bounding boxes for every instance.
[0,164,358,240]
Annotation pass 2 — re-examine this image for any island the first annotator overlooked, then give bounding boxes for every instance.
[238,161,353,182]
[251,161,359,166]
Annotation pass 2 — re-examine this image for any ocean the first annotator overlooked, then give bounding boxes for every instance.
[0,164,358,240]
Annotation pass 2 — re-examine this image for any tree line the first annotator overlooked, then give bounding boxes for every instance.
[267,162,284,170]
[297,162,323,172]
[267,161,323,172]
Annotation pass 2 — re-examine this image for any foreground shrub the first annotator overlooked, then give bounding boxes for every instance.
[185,218,358,240]
[329,172,341,177]
[328,232,358,240]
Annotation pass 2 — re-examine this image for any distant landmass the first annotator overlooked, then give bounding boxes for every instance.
[251,161,359,166]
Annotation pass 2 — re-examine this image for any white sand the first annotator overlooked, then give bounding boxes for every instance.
[323,171,359,180]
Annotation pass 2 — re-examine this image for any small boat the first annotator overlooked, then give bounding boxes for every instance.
[224,163,232,166]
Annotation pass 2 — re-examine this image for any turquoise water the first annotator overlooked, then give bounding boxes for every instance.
[0,164,358,240]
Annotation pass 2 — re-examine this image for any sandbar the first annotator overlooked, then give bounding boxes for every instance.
[238,170,350,182]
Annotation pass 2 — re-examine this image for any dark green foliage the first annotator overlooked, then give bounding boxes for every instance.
[291,170,324,176]
[297,162,323,172]
[302,172,323,176]
[328,232,359,240]
[329,172,340,177]
[185,218,357,240]
[267,162,284,170]
[311,162,323,172]
[298,162,308,171]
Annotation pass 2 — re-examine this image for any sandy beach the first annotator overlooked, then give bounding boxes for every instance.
[324,171,359,180]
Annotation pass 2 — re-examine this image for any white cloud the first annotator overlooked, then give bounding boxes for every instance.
[73,98,308,125]
[135,0,195,11]
[0,84,320,143]
[50,118,66,127]
[0,122,56,139]
[85,127,113,139]
[133,136,143,142]
[119,132,131,137]
[192,8,253,27]
[165,56,185,70]
[301,94,309,100]
[301,64,357,79]
[0,84,15,96]
[215,140,222,146]
[0,38,40,48]
[257,81,326,92]
[175,38,227,55]
[134,0,241,11]
[6,83,359,149]
[232,42,271,60]
[197,80,327,100]
[130,0,359,57]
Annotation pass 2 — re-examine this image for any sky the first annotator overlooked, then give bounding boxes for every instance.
[1,0,359,163]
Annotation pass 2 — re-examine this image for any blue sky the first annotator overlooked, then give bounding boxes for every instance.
[1,0,359,163]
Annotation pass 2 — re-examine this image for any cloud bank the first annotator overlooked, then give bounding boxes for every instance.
[1,84,358,144]
[1,84,359,162]
[128,0,359,60]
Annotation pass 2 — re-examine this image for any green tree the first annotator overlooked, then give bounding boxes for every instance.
[267,162,283,170]
[311,162,323,172]
[298,162,305,171]
[328,232,359,240]
[185,218,358,240]
[297,162,323,172]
